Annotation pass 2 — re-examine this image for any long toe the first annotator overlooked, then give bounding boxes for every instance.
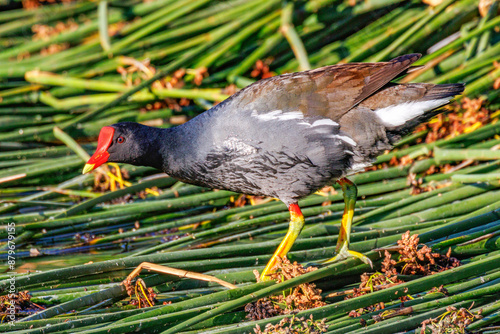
[320,243,373,268]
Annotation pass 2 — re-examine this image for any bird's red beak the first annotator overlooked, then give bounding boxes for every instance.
[82,126,115,174]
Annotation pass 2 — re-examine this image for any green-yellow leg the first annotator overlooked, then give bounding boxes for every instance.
[323,178,373,267]
[260,203,305,281]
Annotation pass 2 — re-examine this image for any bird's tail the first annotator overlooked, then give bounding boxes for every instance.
[384,83,465,142]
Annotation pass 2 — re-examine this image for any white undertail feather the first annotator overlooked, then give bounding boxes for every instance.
[375,99,450,127]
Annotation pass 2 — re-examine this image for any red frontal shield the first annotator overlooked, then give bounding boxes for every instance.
[82,126,115,173]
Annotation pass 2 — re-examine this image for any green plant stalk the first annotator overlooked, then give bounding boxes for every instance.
[115,281,273,325]
[0,45,103,79]
[30,206,210,240]
[326,270,500,332]
[136,0,279,68]
[0,305,167,332]
[363,190,500,228]
[3,36,100,68]
[0,0,279,142]
[228,190,405,222]
[117,0,267,57]
[127,0,179,17]
[354,182,458,224]
[398,0,477,56]
[431,218,500,250]
[38,88,228,109]
[0,166,154,216]
[452,173,500,183]
[191,11,281,70]
[25,71,127,92]
[281,2,310,71]
[432,54,499,84]
[88,203,280,246]
[170,0,258,27]
[228,174,412,221]
[476,0,499,55]
[52,175,176,219]
[368,0,458,62]
[449,232,500,256]
[115,0,180,37]
[153,208,376,252]
[0,229,365,293]
[53,127,90,161]
[110,0,211,53]
[19,190,235,230]
[0,156,82,187]
[21,306,217,334]
[127,193,401,256]
[227,32,283,82]
[0,1,97,37]
[419,200,500,244]
[159,252,500,334]
[376,121,500,164]
[317,7,424,65]
[19,273,173,322]
[0,10,126,61]
[346,300,485,334]
[418,14,500,65]
[98,1,111,52]
[467,301,500,330]
[367,182,500,222]
[465,66,500,97]
[0,145,72,161]
[434,147,500,163]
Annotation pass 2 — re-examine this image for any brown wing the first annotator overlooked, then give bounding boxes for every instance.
[226,54,422,121]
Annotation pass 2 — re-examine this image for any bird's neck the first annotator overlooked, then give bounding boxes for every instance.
[152,125,191,175]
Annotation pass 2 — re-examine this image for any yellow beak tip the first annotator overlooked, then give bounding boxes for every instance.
[82,164,95,174]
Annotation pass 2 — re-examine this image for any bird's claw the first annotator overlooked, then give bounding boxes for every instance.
[320,243,373,268]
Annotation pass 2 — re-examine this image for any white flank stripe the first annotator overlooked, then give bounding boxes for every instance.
[312,119,338,127]
[375,99,450,127]
[337,135,356,146]
[252,110,304,121]
[348,162,371,174]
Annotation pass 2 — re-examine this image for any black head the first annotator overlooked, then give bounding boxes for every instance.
[82,122,163,173]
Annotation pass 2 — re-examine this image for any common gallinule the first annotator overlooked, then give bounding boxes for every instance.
[83,54,464,281]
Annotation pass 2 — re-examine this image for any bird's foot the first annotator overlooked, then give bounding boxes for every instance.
[321,243,373,268]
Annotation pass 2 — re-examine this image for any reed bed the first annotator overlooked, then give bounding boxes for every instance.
[0,0,499,333]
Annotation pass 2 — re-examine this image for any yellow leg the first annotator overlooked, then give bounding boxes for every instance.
[260,204,305,281]
[323,178,373,267]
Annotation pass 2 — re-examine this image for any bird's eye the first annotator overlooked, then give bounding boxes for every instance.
[117,136,125,143]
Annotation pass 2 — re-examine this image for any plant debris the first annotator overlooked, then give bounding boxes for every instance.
[245,257,326,321]
[93,164,130,193]
[253,315,328,334]
[343,270,400,316]
[420,305,482,334]
[396,231,460,275]
[345,232,460,317]
[251,59,276,79]
[0,291,44,317]
[416,98,491,145]
[22,0,75,10]
[123,278,157,309]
